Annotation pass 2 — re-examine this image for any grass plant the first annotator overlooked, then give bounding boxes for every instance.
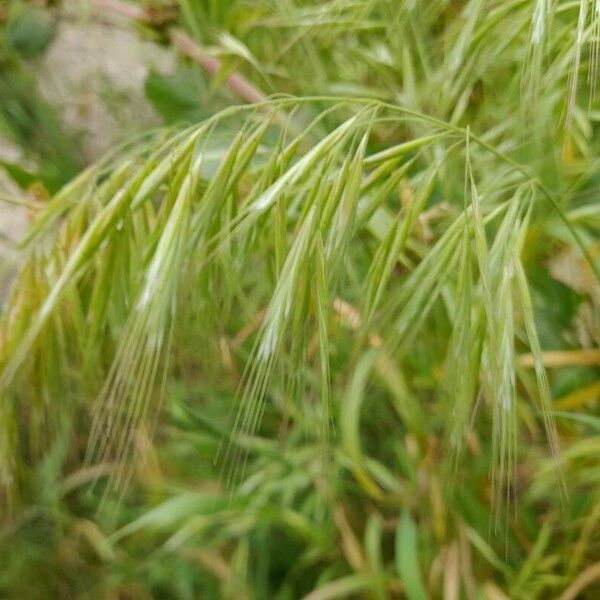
[0,1,600,598]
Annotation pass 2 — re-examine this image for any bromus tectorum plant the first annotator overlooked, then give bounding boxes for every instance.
[0,100,568,490]
[1,0,600,598]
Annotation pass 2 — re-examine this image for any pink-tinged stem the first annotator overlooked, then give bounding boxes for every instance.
[169,29,268,106]
[91,0,152,23]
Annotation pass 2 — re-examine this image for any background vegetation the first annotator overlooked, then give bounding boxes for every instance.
[0,1,599,598]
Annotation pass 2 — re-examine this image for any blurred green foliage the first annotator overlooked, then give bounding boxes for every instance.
[6,1,55,58]
[0,1,81,193]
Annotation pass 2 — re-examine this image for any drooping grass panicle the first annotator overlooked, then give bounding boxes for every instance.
[0,97,589,510]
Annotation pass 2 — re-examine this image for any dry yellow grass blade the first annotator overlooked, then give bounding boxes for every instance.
[559,562,600,600]
[555,380,600,410]
[519,349,600,369]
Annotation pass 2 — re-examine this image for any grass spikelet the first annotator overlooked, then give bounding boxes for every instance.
[443,215,481,471]
[85,148,205,496]
[221,204,319,486]
[315,232,332,444]
[466,139,523,524]
[363,161,439,330]
[513,252,564,498]
[566,0,589,129]
[523,0,553,108]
